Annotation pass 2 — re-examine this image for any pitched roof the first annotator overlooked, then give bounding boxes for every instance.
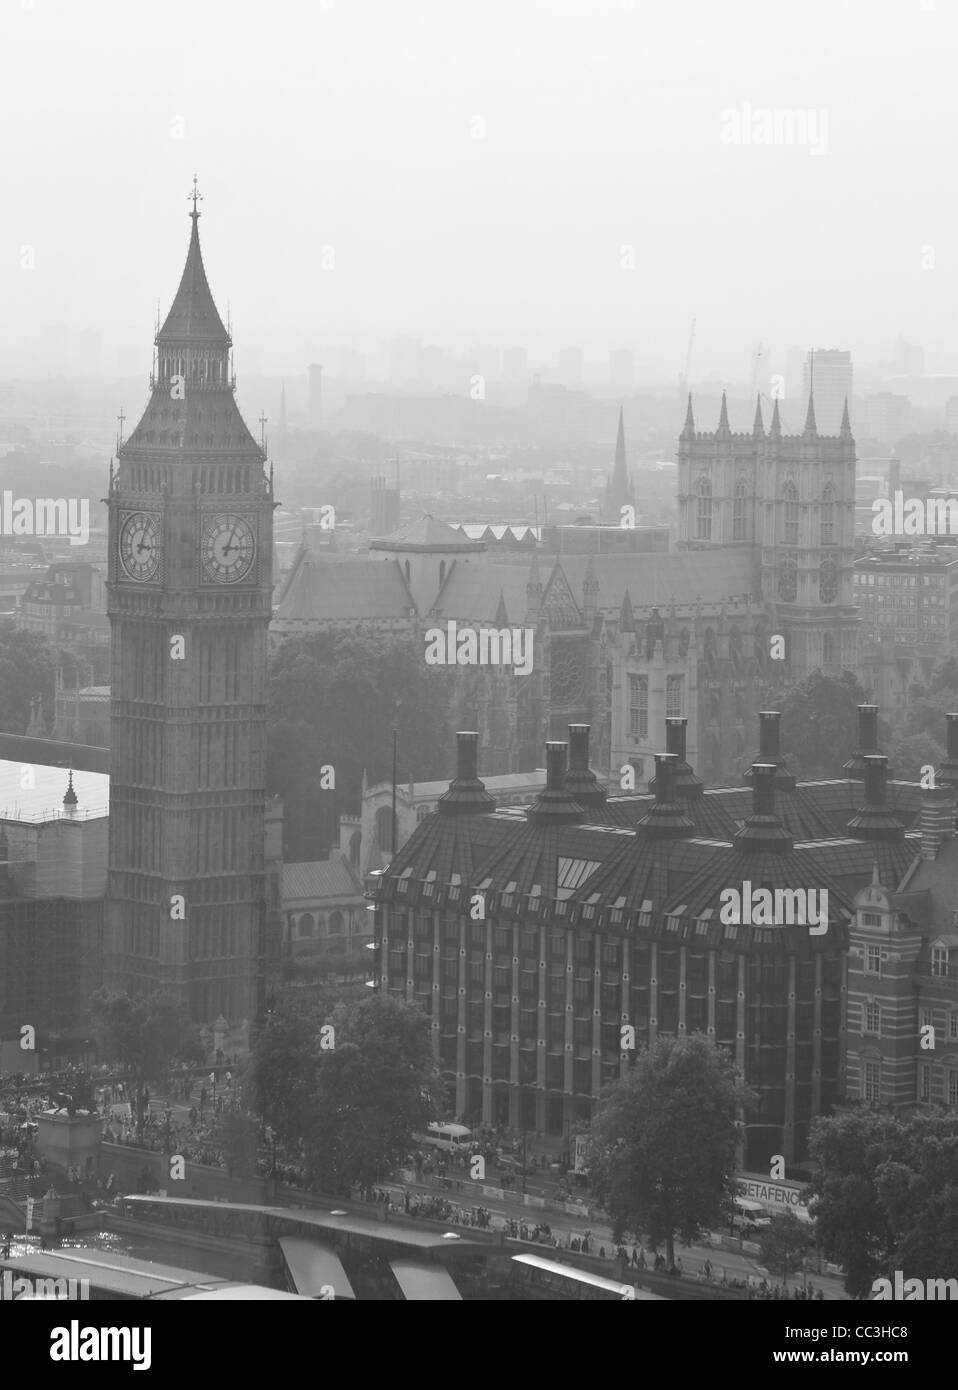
[157,211,230,345]
[557,550,758,614]
[274,554,415,623]
[282,855,364,903]
[370,515,485,552]
[431,560,532,623]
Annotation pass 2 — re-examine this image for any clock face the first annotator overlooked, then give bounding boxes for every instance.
[201,513,256,584]
[118,512,160,582]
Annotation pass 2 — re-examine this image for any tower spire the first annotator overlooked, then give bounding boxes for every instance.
[716,390,731,438]
[752,394,764,438]
[839,394,852,439]
[610,405,629,500]
[804,348,817,435]
[769,395,782,440]
[190,173,202,221]
[680,392,695,441]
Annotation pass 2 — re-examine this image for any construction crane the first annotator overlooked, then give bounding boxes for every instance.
[749,342,766,402]
[678,317,696,398]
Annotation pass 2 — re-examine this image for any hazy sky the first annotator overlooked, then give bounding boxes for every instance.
[2,0,957,382]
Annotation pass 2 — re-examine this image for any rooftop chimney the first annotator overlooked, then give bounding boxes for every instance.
[649,718,703,799]
[843,705,881,780]
[846,755,904,842]
[526,742,586,826]
[636,754,695,839]
[733,763,793,854]
[919,782,957,860]
[437,732,496,817]
[564,724,607,808]
[743,711,796,791]
[935,712,958,788]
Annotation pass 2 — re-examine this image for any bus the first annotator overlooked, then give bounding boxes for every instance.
[415,1122,473,1154]
[510,1254,665,1302]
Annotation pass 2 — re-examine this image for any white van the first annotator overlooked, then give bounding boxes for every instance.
[416,1122,473,1154]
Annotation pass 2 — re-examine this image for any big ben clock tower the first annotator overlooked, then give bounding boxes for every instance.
[105,181,274,1028]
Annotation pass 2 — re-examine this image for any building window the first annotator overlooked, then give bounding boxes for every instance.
[329,910,344,936]
[862,913,882,928]
[862,1060,881,1102]
[865,1002,881,1034]
[298,913,315,939]
[821,484,835,545]
[932,946,950,977]
[784,482,799,546]
[949,1071,958,1108]
[695,476,712,541]
[820,559,838,605]
[921,1007,934,1030]
[919,1062,932,1102]
[733,477,747,541]
[666,675,683,719]
[629,675,648,739]
[865,945,881,975]
[949,1012,958,1041]
[778,555,797,602]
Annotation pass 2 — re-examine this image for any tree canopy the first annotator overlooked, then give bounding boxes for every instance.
[776,669,871,781]
[587,1033,751,1268]
[267,631,454,859]
[90,988,203,1082]
[808,1108,958,1298]
[247,992,444,1193]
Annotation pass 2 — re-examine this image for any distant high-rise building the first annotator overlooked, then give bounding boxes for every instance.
[502,347,528,384]
[339,347,366,383]
[891,334,925,378]
[609,348,634,393]
[369,475,401,538]
[802,349,852,435]
[558,345,583,387]
[863,392,910,447]
[307,363,323,426]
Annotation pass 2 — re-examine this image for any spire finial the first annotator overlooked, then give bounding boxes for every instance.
[716,390,731,437]
[63,769,78,809]
[189,174,202,220]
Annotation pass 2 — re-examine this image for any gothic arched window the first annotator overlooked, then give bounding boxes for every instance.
[695,476,712,541]
[820,558,838,604]
[821,483,835,546]
[778,556,798,602]
[784,482,799,547]
[822,632,836,667]
[733,477,748,540]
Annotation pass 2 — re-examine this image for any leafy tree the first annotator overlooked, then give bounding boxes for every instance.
[247,992,444,1194]
[758,1210,812,1285]
[808,1109,958,1298]
[587,1033,752,1269]
[215,1111,260,1180]
[776,670,872,781]
[267,632,454,858]
[886,731,943,782]
[90,989,203,1126]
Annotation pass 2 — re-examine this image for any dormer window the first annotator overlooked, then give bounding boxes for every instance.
[933,946,950,978]
[861,912,882,928]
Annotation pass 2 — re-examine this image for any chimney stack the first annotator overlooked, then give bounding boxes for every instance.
[437,731,496,816]
[564,724,607,809]
[935,713,958,788]
[744,711,796,790]
[526,742,586,826]
[636,754,695,839]
[847,755,904,842]
[843,704,882,780]
[920,782,957,860]
[733,763,793,853]
[650,718,703,799]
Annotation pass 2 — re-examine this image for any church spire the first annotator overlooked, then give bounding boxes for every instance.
[716,391,731,439]
[680,393,695,441]
[156,177,230,346]
[839,395,852,439]
[752,394,765,438]
[769,396,782,441]
[803,390,818,437]
[610,405,630,500]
